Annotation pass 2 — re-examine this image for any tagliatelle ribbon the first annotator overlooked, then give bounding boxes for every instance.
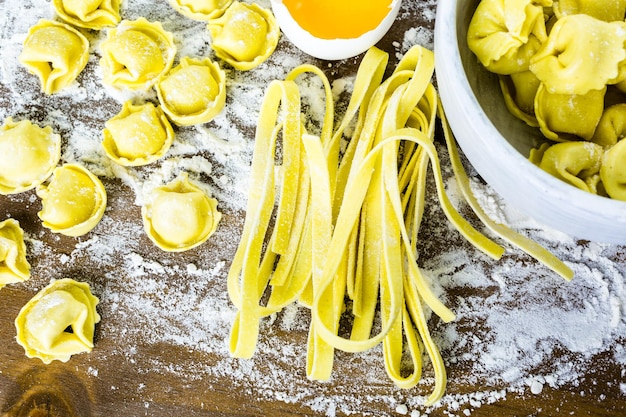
[227,44,573,405]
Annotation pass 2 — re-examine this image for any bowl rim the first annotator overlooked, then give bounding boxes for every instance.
[434,0,626,244]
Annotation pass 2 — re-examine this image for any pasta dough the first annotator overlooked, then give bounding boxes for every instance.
[0,219,31,290]
[102,101,175,165]
[19,19,90,94]
[52,0,121,30]
[15,278,100,364]
[0,117,61,195]
[156,56,227,125]
[169,0,233,20]
[99,18,176,90]
[208,1,280,70]
[37,164,107,237]
[142,173,221,252]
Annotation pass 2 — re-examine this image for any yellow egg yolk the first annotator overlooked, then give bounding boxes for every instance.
[282,0,394,39]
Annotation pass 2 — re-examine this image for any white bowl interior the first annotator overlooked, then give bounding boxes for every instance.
[434,0,626,244]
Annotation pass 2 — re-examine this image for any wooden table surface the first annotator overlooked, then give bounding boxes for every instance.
[1,1,625,416]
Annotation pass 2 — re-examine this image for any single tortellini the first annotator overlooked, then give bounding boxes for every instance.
[19,19,90,94]
[102,101,175,165]
[208,1,280,71]
[37,164,107,237]
[532,141,604,193]
[15,278,100,364]
[553,0,626,21]
[591,103,626,147]
[534,84,606,142]
[169,0,233,21]
[0,219,31,290]
[156,56,227,126]
[499,71,541,127]
[600,139,626,201]
[0,118,61,195]
[530,14,626,95]
[52,0,121,30]
[142,172,221,252]
[467,0,548,75]
[99,18,176,90]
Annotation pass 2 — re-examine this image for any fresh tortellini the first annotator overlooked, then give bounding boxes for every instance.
[592,103,626,147]
[19,19,90,94]
[208,1,280,70]
[530,14,626,95]
[534,84,606,142]
[102,101,175,165]
[0,118,61,195]
[52,0,121,30]
[15,278,100,364]
[553,0,626,21]
[600,139,626,201]
[37,164,107,237]
[99,18,176,90]
[169,0,233,20]
[499,71,541,127]
[0,219,31,290]
[156,56,227,125]
[142,172,221,252]
[467,0,548,75]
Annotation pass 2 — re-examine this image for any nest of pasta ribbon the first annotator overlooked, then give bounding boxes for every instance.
[226,45,572,405]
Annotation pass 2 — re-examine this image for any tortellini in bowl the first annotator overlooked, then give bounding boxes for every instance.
[156,56,227,126]
[142,173,221,252]
[15,278,100,364]
[0,117,61,195]
[103,101,175,165]
[37,164,107,237]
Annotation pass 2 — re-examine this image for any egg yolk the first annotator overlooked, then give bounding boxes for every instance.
[282,0,394,39]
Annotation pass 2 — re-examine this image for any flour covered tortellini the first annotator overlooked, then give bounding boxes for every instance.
[0,118,61,195]
[156,56,227,125]
[52,0,121,30]
[534,84,606,141]
[99,18,176,90]
[19,19,90,94]
[37,164,107,237]
[102,101,175,165]
[532,141,604,193]
[169,0,233,21]
[142,172,221,252]
[600,139,626,201]
[553,0,626,21]
[467,0,548,75]
[0,219,31,290]
[15,278,100,364]
[530,14,626,95]
[208,1,280,70]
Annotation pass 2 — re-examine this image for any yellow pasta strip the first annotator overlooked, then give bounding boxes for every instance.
[438,104,575,281]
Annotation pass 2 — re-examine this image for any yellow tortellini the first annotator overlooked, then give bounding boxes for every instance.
[52,0,121,30]
[531,141,604,193]
[553,0,626,21]
[592,103,626,147]
[142,172,221,252]
[156,56,227,126]
[36,164,107,237]
[467,0,548,75]
[500,71,541,127]
[208,1,280,71]
[19,19,90,94]
[15,278,100,364]
[169,0,233,21]
[600,139,626,201]
[102,101,175,165]
[530,14,626,95]
[0,219,31,290]
[0,118,61,195]
[99,18,177,90]
[534,84,606,142]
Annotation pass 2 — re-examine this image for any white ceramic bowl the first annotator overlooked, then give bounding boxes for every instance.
[434,0,626,245]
